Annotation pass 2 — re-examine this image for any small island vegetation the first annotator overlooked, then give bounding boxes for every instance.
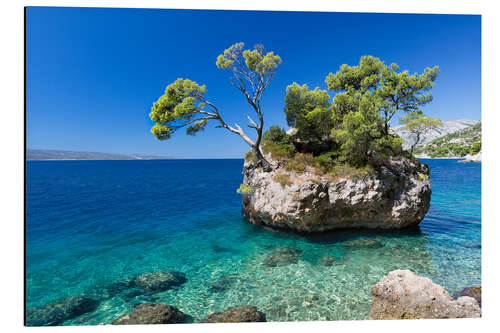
[254,55,439,178]
[149,43,440,177]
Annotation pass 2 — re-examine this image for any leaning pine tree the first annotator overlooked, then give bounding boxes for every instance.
[149,42,282,171]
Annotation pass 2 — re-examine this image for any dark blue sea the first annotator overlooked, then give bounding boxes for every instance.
[26,159,481,324]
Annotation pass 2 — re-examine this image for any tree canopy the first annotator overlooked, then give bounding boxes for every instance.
[401,112,443,155]
[278,55,438,167]
[150,42,282,171]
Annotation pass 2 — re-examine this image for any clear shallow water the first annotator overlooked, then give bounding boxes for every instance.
[26,159,481,325]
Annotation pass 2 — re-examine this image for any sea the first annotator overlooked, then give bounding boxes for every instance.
[26,158,481,324]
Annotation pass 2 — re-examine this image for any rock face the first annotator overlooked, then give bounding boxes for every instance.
[242,157,431,232]
[454,286,481,307]
[262,247,302,267]
[369,270,481,319]
[26,296,100,326]
[133,270,187,293]
[202,306,266,323]
[111,303,186,325]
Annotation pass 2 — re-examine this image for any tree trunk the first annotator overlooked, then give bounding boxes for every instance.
[253,146,272,172]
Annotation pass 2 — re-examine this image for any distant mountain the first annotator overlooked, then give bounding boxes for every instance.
[26,149,172,161]
[414,122,481,158]
[393,119,479,149]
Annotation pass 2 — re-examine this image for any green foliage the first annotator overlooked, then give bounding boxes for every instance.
[236,184,253,194]
[418,173,429,181]
[283,83,333,141]
[313,152,336,173]
[150,78,209,139]
[329,163,374,180]
[273,174,293,188]
[401,112,442,154]
[285,153,315,173]
[261,126,296,159]
[415,122,481,157]
[326,56,439,134]
[216,42,282,76]
[244,151,259,164]
[470,141,481,155]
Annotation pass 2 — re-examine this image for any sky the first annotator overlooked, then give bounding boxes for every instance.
[26,7,481,158]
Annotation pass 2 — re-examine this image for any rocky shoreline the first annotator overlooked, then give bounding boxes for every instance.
[26,268,480,325]
[241,156,431,233]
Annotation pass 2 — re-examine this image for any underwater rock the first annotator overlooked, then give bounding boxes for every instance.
[241,156,431,232]
[133,270,187,293]
[454,286,481,307]
[318,255,336,266]
[342,239,383,249]
[26,296,100,326]
[209,274,241,293]
[262,247,302,267]
[111,303,186,325]
[202,306,266,323]
[370,270,481,319]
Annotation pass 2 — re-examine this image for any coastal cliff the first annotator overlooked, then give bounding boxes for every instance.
[241,156,431,233]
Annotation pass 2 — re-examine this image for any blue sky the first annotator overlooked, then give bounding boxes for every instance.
[26,7,481,158]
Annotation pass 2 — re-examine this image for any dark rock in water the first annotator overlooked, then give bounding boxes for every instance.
[202,305,266,323]
[26,296,100,326]
[209,274,240,293]
[111,303,186,325]
[342,239,383,249]
[104,279,135,298]
[319,255,336,266]
[454,286,481,307]
[133,270,187,293]
[262,247,302,267]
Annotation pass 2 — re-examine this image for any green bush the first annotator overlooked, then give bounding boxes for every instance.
[329,163,373,180]
[261,141,295,159]
[313,152,336,173]
[470,141,481,155]
[244,150,259,164]
[273,174,293,188]
[285,153,314,173]
[236,184,253,194]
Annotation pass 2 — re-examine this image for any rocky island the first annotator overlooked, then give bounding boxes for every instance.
[241,155,431,232]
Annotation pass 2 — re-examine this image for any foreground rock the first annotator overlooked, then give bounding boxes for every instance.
[26,296,100,326]
[262,247,302,267]
[454,286,481,307]
[112,303,186,325]
[133,270,187,293]
[242,157,431,232]
[370,270,480,319]
[202,306,266,323]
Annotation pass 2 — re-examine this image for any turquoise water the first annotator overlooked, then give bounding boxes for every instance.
[26,159,481,324]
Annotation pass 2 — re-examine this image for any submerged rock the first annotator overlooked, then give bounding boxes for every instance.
[342,239,383,249]
[369,270,481,319]
[133,270,187,293]
[241,157,431,232]
[26,296,100,326]
[111,303,186,325]
[318,255,336,266]
[209,274,241,293]
[202,306,266,323]
[262,247,302,267]
[454,286,481,307]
